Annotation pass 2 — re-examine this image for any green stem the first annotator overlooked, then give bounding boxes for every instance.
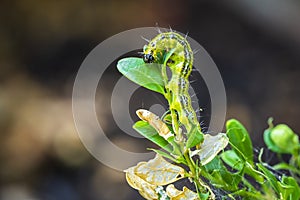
[183,151,200,191]
[289,154,300,183]
[241,177,257,192]
[184,151,196,175]
[183,151,213,198]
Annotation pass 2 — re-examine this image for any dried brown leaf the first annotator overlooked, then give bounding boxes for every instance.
[135,154,185,185]
[190,133,229,165]
[124,154,186,199]
[166,184,199,200]
[125,167,158,199]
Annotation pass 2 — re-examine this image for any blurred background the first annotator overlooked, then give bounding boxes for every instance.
[0,0,299,199]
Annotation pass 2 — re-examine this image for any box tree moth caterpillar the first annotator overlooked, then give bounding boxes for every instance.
[143,31,203,148]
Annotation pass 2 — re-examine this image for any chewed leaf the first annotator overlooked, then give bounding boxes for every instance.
[166,184,198,200]
[136,109,174,141]
[135,154,185,186]
[124,154,186,199]
[190,133,229,165]
[133,120,173,153]
[124,167,158,200]
[156,186,170,200]
[117,57,165,94]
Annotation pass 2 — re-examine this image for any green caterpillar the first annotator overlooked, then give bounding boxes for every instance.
[143,31,203,148]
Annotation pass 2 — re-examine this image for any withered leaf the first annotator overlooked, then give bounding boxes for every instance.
[166,184,199,200]
[124,154,186,199]
[125,167,158,199]
[135,154,185,185]
[190,133,229,165]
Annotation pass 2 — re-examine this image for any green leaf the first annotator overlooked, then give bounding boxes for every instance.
[148,148,182,164]
[133,121,172,153]
[221,150,244,171]
[281,176,300,200]
[204,157,241,191]
[186,126,204,149]
[264,122,299,154]
[221,150,264,183]
[199,192,210,200]
[226,119,253,165]
[264,128,283,153]
[270,124,299,153]
[273,163,300,175]
[257,163,280,194]
[229,189,265,199]
[117,57,165,94]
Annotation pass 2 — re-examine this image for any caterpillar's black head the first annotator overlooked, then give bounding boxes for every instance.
[143,54,154,63]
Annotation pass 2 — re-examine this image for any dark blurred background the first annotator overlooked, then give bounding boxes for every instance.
[0,0,299,199]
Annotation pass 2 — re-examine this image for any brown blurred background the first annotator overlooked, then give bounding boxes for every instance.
[0,0,300,199]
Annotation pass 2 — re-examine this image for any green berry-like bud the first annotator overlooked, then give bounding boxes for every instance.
[270,124,299,154]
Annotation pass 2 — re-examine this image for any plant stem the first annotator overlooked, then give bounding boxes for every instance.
[183,151,215,199]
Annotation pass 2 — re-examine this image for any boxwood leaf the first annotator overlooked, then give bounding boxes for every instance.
[204,157,241,191]
[186,126,204,149]
[166,184,199,200]
[264,128,283,153]
[226,119,253,165]
[257,163,280,194]
[281,176,300,200]
[148,148,182,164]
[133,120,172,153]
[221,150,244,171]
[133,154,185,186]
[190,133,228,165]
[117,57,165,94]
[124,166,158,200]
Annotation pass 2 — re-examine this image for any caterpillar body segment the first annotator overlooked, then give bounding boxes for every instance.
[143,32,203,148]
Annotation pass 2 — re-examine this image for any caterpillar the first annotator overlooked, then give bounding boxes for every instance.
[143,31,203,145]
